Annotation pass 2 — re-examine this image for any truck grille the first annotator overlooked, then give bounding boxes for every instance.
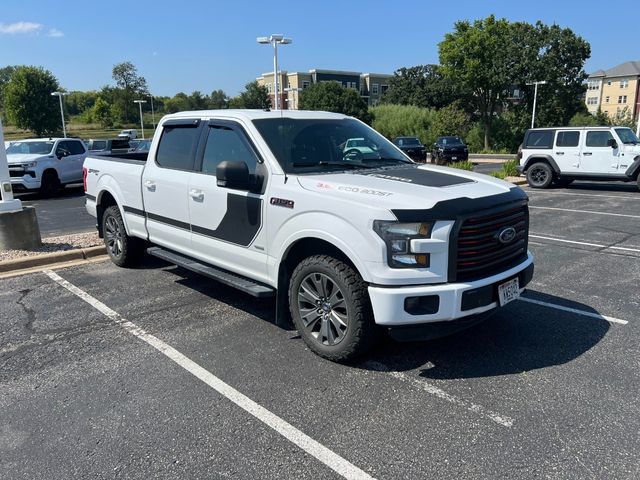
[455,204,529,282]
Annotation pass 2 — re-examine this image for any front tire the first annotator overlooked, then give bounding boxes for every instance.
[39,170,60,197]
[289,255,379,362]
[102,205,145,267]
[526,162,553,188]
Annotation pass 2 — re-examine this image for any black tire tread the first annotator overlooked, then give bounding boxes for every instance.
[288,255,379,362]
[526,162,553,189]
[102,205,145,268]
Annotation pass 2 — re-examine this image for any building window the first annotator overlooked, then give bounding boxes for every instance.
[607,81,612,86]
[381,85,389,94]
[372,83,379,94]
[618,95,627,104]
[620,79,629,88]
[302,81,310,89]
[587,97,598,105]
[587,80,600,90]
[605,96,610,103]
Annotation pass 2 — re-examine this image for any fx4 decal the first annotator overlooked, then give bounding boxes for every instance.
[270,197,295,209]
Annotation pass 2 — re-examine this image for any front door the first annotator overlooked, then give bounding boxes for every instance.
[581,130,619,174]
[141,119,202,254]
[553,130,581,173]
[187,120,269,283]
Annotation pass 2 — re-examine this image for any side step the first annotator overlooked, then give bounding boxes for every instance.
[147,247,276,298]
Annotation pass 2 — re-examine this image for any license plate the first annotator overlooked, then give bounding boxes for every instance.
[498,278,520,307]
[451,156,457,160]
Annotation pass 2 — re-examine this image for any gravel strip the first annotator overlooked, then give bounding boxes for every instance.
[0,232,102,262]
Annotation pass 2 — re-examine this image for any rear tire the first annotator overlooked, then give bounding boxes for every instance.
[526,162,553,188]
[39,170,60,197]
[102,205,145,267]
[289,255,380,362]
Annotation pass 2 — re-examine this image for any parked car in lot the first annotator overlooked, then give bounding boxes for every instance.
[7,138,87,196]
[519,126,640,189]
[431,136,469,165]
[393,136,427,162]
[117,129,138,140]
[86,138,131,154]
[84,110,534,362]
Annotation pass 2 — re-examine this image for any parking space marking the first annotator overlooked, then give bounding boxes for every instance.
[43,270,375,480]
[518,297,628,325]
[363,361,515,428]
[525,190,640,201]
[529,206,640,219]
[530,234,640,254]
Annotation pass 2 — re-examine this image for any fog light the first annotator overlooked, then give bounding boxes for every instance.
[404,295,440,315]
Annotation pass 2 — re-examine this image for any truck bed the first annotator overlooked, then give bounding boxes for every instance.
[91,151,149,164]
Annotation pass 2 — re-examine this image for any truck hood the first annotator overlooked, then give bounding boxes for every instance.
[7,153,45,164]
[622,144,640,156]
[297,164,523,212]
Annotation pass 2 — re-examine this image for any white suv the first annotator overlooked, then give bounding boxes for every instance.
[519,126,640,189]
[6,138,88,196]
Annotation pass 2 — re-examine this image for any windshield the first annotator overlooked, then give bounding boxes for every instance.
[439,136,464,146]
[398,137,420,146]
[135,140,151,151]
[253,118,411,173]
[6,141,55,155]
[615,128,639,145]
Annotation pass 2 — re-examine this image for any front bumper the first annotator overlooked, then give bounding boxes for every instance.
[440,151,469,161]
[368,253,534,326]
[10,176,41,191]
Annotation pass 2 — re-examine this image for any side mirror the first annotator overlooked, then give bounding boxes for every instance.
[607,138,618,149]
[216,160,251,190]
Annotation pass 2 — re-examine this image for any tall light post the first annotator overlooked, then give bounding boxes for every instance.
[150,95,156,130]
[51,92,69,138]
[526,80,547,129]
[257,34,292,110]
[134,100,147,139]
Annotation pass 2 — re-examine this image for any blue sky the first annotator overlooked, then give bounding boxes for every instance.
[1,0,637,97]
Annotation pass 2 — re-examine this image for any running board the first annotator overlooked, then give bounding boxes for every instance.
[147,247,276,298]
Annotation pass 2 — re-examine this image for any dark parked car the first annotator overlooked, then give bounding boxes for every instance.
[86,138,131,154]
[392,136,427,162]
[431,136,469,164]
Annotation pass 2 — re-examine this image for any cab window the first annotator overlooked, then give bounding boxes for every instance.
[200,125,258,175]
[585,131,614,147]
[555,131,580,147]
[155,123,201,171]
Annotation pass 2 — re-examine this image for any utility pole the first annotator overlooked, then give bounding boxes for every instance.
[526,80,547,129]
[51,92,69,137]
[134,100,147,139]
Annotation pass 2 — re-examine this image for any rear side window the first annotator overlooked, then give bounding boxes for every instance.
[586,131,613,147]
[201,126,258,175]
[555,131,580,147]
[68,141,86,155]
[525,130,554,149]
[156,124,200,170]
[92,141,107,150]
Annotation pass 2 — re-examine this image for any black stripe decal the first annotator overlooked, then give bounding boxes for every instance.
[146,211,190,231]
[85,194,96,201]
[123,205,145,217]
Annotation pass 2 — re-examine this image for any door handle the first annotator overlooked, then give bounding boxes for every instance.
[583,152,592,156]
[189,189,204,201]
[555,152,564,155]
[144,180,156,191]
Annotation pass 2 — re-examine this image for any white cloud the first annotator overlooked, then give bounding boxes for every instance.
[47,28,64,38]
[0,21,43,34]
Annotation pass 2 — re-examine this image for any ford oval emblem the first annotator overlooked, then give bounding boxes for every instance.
[496,226,517,244]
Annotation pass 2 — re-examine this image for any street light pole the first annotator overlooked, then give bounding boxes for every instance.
[51,92,69,138]
[526,80,547,129]
[257,34,292,110]
[150,95,156,130]
[134,100,147,139]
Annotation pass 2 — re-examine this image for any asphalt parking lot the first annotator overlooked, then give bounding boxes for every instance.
[2,181,639,479]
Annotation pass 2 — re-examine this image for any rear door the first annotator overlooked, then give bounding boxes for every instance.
[553,130,581,173]
[65,140,87,182]
[187,119,269,283]
[141,118,202,254]
[54,140,74,183]
[581,130,619,174]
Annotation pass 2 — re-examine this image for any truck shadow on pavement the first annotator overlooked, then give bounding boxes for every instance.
[556,182,638,193]
[362,290,611,379]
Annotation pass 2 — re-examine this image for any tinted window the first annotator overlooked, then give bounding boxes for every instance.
[525,130,554,149]
[156,125,200,170]
[201,126,258,175]
[586,131,613,147]
[56,141,72,157]
[556,131,579,147]
[68,141,86,155]
[91,141,107,151]
[6,141,54,155]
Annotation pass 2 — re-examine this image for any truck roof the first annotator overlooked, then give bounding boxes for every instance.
[10,137,83,142]
[163,109,350,122]
[527,126,628,131]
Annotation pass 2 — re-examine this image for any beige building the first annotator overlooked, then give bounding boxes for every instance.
[585,61,640,120]
[257,69,391,110]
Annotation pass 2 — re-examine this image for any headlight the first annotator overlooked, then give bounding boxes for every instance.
[22,162,37,168]
[373,221,433,268]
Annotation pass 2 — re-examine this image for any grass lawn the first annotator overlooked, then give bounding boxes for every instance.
[4,122,156,141]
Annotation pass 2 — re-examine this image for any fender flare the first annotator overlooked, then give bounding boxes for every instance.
[95,183,131,236]
[523,155,561,175]
[624,156,640,179]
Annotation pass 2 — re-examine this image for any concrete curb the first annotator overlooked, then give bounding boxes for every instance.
[0,245,107,273]
[505,176,527,186]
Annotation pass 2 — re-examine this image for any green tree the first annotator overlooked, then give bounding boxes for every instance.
[298,81,371,123]
[430,103,469,140]
[164,92,191,113]
[209,89,229,109]
[609,107,637,129]
[4,66,61,135]
[0,65,18,116]
[91,97,114,128]
[65,91,98,116]
[439,15,514,150]
[569,111,601,127]
[229,81,270,109]
[382,65,466,109]
[188,90,209,110]
[111,61,148,123]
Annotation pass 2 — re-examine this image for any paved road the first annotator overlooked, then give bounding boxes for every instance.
[16,185,95,237]
[1,182,639,479]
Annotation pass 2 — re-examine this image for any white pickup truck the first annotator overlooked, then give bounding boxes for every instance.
[84,110,534,361]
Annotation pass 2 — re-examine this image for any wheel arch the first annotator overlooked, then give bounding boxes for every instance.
[95,188,128,237]
[625,156,640,179]
[523,155,560,174]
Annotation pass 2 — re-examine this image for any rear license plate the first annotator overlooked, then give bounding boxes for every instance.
[498,278,520,306]
[451,156,457,160]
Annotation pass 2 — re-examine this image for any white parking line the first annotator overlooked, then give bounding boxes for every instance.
[518,297,628,325]
[529,206,640,219]
[43,270,375,480]
[525,190,640,201]
[530,234,640,253]
[363,361,514,428]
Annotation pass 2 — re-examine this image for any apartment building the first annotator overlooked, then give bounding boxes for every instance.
[257,69,392,110]
[585,61,640,120]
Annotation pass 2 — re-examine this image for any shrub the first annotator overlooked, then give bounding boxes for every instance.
[449,161,474,171]
[370,104,435,145]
